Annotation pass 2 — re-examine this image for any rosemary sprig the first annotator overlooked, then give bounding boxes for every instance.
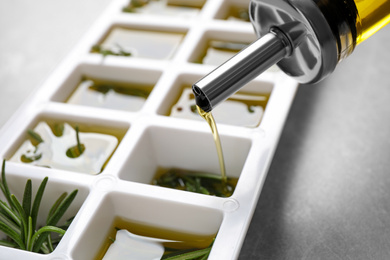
[153,168,235,197]
[0,160,78,253]
[162,240,214,260]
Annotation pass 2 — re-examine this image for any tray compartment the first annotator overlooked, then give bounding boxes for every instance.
[90,24,187,60]
[0,168,89,255]
[51,63,162,112]
[187,29,255,65]
[157,73,274,127]
[214,0,250,22]
[122,0,206,17]
[4,114,129,175]
[117,124,251,194]
[71,190,223,259]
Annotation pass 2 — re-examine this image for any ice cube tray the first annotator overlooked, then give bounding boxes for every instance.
[0,0,298,259]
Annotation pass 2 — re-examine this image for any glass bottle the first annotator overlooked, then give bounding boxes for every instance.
[193,0,390,112]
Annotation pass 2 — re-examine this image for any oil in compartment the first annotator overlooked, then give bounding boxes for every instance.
[9,121,119,174]
[97,217,216,260]
[122,0,205,17]
[169,85,269,128]
[91,27,185,60]
[66,77,153,111]
[152,167,238,197]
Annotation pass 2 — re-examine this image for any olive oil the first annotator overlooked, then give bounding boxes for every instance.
[10,122,119,174]
[314,0,390,60]
[96,216,216,260]
[67,77,153,111]
[169,86,269,127]
[225,6,250,22]
[194,40,249,65]
[152,167,237,197]
[354,0,390,44]
[123,0,204,15]
[93,27,185,60]
[196,106,227,186]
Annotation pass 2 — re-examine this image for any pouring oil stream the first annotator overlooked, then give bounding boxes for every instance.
[196,106,227,186]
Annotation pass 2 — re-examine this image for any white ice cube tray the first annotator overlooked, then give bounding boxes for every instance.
[0,0,298,259]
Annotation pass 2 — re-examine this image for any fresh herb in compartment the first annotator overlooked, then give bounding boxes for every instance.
[152,167,237,197]
[10,122,119,175]
[122,0,205,17]
[91,26,185,60]
[99,217,216,260]
[66,76,153,111]
[0,160,77,254]
[168,85,269,128]
[118,125,251,199]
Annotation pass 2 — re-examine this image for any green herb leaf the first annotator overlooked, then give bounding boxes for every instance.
[0,239,18,248]
[27,129,44,146]
[31,226,66,251]
[26,216,33,251]
[1,160,14,210]
[90,44,132,57]
[47,189,78,226]
[11,195,28,245]
[22,179,32,218]
[66,144,85,158]
[0,161,77,254]
[0,201,21,227]
[31,176,48,232]
[52,123,65,137]
[162,247,211,260]
[21,153,42,163]
[46,234,54,253]
[0,221,25,249]
[0,211,20,233]
[66,126,85,158]
[47,192,67,223]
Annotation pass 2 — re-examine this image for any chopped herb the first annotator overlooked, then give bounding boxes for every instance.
[27,129,43,146]
[91,44,131,57]
[66,126,85,158]
[21,153,42,163]
[88,82,149,98]
[190,104,197,113]
[122,0,150,12]
[153,168,236,197]
[51,123,64,137]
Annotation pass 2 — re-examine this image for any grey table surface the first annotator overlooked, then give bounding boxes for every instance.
[1,1,390,260]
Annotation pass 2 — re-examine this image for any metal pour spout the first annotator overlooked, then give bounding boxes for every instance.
[192,21,307,112]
